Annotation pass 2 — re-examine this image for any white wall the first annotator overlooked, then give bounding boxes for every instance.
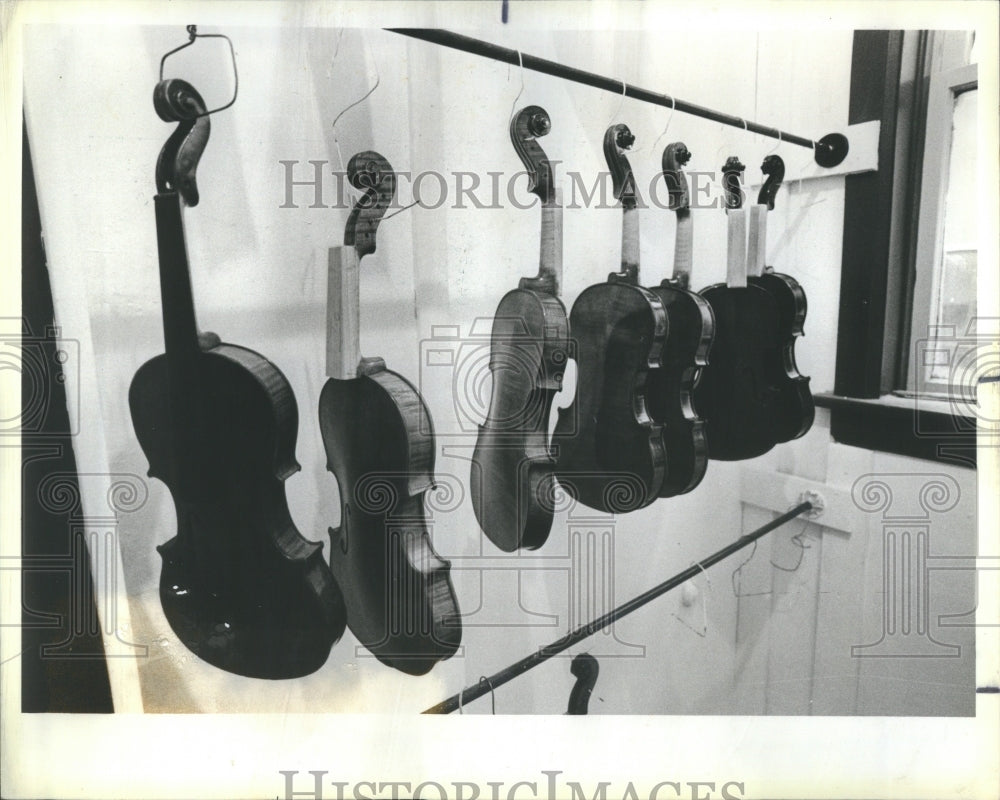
[23,18,976,715]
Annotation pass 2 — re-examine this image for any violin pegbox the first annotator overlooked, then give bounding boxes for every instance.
[345,151,396,258]
[511,105,555,204]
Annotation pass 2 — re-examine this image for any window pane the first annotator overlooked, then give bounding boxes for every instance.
[924,87,978,393]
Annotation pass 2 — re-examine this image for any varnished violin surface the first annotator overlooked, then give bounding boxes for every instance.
[694,157,781,461]
[554,124,667,513]
[472,106,569,552]
[129,79,347,679]
[644,143,715,496]
[747,155,814,443]
[319,152,461,675]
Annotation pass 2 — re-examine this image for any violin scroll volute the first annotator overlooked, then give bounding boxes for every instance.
[345,151,396,257]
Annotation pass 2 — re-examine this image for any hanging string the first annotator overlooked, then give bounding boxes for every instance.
[479,676,496,714]
[607,77,627,126]
[671,559,711,637]
[730,539,763,597]
[765,130,783,158]
[508,48,525,125]
[649,95,677,156]
[770,520,812,572]
[330,29,382,180]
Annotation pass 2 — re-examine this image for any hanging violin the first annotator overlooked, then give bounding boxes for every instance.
[644,143,715,495]
[553,124,668,513]
[319,151,461,675]
[746,155,814,442]
[129,78,347,679]
[471,105,569,552]
[694,156,782,461]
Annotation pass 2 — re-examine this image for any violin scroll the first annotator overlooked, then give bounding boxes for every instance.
[721,156,746,210]
[603,123,638,206]
[567,653,600,715]
[154,78,210,206]
[757,154,785,210]
[511,105,555,204]
[345,151,396,257]
[662,142,691,212]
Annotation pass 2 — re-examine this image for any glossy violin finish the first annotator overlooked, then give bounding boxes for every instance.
[644,143,715,496]
[695,156,782,461]
[319,152,461,674]
[554,124,668,513]
[747,155,814,443]
[129,79,347,679]
[471,106,569,552]
[566,653,599,715]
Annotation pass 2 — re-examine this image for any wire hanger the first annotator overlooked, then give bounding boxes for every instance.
[159,25,238,118]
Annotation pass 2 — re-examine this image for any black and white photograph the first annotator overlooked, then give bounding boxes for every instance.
[2,1,997,798]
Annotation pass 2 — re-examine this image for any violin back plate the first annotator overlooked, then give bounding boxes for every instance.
[319,367,462,675]
[472,287,569,551]
[129,344,347,679]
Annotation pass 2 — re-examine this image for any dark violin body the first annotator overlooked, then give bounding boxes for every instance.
[130,80,346,679]
[750,270,813,443]
[645,280,715,494]
[320,365,461,675]
[472,287,568,551]
[130,342,346,679]
[554,279,667,512]
[695,283,782,461]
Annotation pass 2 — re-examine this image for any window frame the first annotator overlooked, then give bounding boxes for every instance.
[815,30,977,469]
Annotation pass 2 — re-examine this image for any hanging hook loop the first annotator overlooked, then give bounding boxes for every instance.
[158,25,239,119]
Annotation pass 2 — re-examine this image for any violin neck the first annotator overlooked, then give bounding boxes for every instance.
[672,206,693,287]
[155,192,202,363]
[618,201,640,283]
[521,197,563,296]
[327,245,363,379]
[747,204,767,278]
[725,206,748,288]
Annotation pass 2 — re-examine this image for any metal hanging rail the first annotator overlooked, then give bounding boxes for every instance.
[389,29,849,168]
[424,501,813,714]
